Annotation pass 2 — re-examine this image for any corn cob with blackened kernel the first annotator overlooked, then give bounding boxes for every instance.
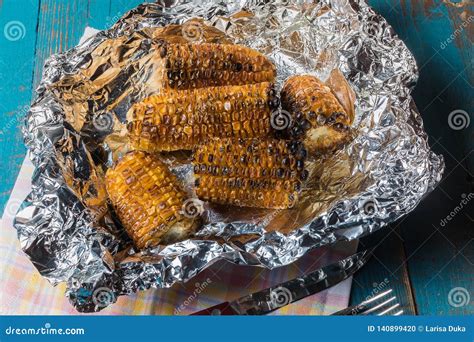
[157,42,277,90]
[105,151,199,249]
[193,138,308,209]
[279,75,353,155]
[127,82,280,152]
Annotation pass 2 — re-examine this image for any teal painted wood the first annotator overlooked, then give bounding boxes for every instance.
[350,227,417,315]
[0,0,151,217]
[88,0,112,30]
[397,0,473,317]
[400,196,473,316]
[351,0,473,315]
[33,0,111,87]
[109,0,149,20]
[0,0,40,215]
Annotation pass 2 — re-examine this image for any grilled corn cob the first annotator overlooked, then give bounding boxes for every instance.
[280,75,353,155]
[127,82,279,152]
[105,151,199,249]
[157,42,276,90]
[193,138,308,209]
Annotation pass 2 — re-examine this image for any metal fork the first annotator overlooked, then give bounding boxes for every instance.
[332,289,403,315]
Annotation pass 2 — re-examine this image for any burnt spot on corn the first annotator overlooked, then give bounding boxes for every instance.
[105,151,196,250]
[127,82,277,152]
[158,42,276,90]
[279,75,354,154]
[193,137,308,209]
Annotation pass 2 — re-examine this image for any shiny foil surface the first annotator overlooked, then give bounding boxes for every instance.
[14,0,444,312]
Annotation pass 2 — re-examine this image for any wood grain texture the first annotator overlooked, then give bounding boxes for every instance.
[0,0,40,215]
[0,0,150,214]
[33,0,110,87]
[109,0,146,18]
[88,0,112,30]
[351,0,473,316]
[350,226,418,315]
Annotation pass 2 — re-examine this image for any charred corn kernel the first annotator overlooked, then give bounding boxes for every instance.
[158,42,276,89]
[105,151,198,249]
[127,82,279,152]
[279,75,353,155]
[193,138,308,209]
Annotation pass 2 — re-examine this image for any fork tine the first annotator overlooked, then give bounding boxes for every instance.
[332,288,403,316]
[377,302,401,316]
[393,309,404,316]
[359,289,393,307]
[361,296,396,315]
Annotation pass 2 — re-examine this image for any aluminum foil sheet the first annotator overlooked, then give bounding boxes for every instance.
[14,0,444,312]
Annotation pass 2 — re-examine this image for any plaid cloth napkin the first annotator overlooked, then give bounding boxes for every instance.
[0,157,357,316]
[0,29,357,315]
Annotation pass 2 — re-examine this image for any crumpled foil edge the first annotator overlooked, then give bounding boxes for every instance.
[14,0,444,312]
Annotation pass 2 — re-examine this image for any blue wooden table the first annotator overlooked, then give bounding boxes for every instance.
[0,0,472,315]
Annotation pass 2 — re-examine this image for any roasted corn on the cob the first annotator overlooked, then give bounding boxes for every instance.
[157,42,276,90]
[193,138,308,209]
[280,75,353,155]
[105,151,199,249]
[127,82,279,152]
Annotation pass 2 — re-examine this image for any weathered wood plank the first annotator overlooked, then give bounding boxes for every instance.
[350,226,418,315]
[0,0,40,214]
[0,0,110,217]
[88,0,112,30]
[0,0,146,215]
[363,0,474,315]
[109,0,148,21]
[400,188,473,315]
[33,0,110,87]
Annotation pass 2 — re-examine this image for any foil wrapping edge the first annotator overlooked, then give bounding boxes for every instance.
[13,0,444,312]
